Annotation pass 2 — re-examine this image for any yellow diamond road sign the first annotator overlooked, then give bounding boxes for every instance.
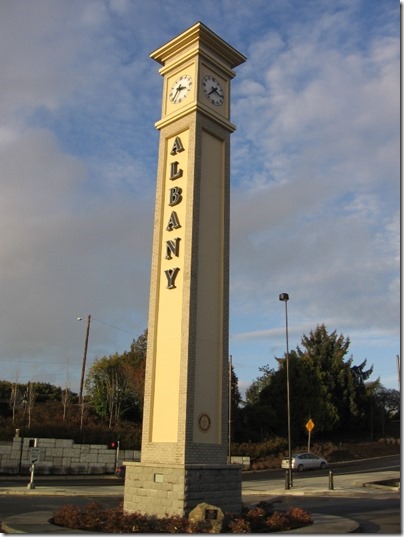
[306,419,315,432]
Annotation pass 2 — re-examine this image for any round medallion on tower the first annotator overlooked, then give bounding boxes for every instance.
[198,413,211,432]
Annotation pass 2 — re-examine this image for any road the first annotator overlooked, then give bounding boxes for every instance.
[243,453,400,482]
[0,455,400,533]
[278,495,400,533]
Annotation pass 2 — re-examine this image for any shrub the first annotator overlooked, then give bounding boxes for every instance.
[226,516,251,533]
[287,506,313,527]
[51,504,82,529]
[265,511,291,531]
[51,501,313,533]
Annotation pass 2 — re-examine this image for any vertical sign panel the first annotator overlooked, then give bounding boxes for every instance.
[151,130,189,443]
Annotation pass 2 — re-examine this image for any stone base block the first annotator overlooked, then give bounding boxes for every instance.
[123,462,242,518]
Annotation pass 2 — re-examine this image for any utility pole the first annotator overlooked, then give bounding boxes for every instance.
[78,315,91,429]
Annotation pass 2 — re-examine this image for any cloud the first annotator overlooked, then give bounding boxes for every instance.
[0,0,399,393]
[229,3,399,388]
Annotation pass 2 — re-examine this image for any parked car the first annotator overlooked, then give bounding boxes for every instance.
[281,453,327,472]
[115,465,126,478]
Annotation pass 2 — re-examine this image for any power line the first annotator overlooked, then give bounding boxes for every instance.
[91,317,138,336]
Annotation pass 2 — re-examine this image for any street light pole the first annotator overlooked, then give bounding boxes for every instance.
[279,293,292,489]
[77,315,91,430]
[228,354,232,463]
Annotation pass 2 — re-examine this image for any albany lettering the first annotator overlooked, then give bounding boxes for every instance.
[164,135,186,291]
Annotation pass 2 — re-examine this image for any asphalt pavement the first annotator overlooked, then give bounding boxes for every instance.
[0,469,399,533]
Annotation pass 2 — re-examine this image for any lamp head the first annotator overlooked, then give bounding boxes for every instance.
[279,293,289,302]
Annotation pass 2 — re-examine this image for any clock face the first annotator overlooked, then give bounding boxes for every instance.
[202,75,224,106]
[169,74,192,104]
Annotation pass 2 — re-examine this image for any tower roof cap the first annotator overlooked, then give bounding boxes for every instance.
[150,21,246,70]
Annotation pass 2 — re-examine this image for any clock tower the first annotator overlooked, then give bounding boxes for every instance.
[124,22,246,517]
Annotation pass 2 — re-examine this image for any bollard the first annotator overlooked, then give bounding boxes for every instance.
[328,469,334,490]
[285,470,290,490]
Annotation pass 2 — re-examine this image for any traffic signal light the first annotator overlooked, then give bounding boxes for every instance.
[108,441,118,450]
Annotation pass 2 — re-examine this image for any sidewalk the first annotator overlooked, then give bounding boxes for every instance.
[242,469,400,498]
[0,474,122,497]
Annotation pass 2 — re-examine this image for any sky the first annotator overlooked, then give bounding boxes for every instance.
[0,0,400,398]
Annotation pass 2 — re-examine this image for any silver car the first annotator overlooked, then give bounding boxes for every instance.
[281,452,327,472]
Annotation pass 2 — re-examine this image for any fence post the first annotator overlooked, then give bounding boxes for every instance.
[328,470,334,490]
[285,470,290,490]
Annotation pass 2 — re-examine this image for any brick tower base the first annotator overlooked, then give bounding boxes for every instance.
[123,462,242,518]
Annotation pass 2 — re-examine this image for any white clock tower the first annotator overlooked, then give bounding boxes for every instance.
[124,22,246,517]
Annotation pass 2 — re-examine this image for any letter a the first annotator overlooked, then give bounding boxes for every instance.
[170,136,184,155]
[165,267,180,289]
[166,211,181,232]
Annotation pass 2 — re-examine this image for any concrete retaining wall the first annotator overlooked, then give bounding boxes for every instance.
[0,436,250,475]
[0,437,140,475]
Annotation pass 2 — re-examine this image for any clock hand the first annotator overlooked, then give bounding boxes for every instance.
[172,84,185,101]
[176,84,186,99]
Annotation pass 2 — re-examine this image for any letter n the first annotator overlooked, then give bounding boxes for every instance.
[166,237,180,259]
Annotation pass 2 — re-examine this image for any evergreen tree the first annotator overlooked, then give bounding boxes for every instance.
[241,324,375,442]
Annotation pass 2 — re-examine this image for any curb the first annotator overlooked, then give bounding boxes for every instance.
[2,511,83,534]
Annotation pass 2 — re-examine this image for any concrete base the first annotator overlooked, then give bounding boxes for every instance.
[123,462,242,517]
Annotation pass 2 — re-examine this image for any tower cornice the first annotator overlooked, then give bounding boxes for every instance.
[150,21,246,74]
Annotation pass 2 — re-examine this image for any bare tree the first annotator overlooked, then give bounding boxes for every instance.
[9,367,21,423]
[62,369,72,421]
[9,383,19,423]
[26,382,35,429]
[105,371,120,429]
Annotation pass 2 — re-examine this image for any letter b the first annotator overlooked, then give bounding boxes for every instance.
[169,186,182,207]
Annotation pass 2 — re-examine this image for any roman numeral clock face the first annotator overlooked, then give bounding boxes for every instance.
[202,75,224,106]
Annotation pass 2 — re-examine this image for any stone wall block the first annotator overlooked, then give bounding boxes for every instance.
[58,439,74,448]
